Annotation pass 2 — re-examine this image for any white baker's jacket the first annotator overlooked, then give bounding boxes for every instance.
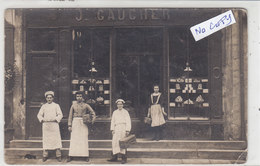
[110,108,131,154]
[37,102,63,123]
[37,102,63,150]
[110,108,131,132]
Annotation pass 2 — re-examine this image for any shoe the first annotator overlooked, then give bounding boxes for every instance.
[57,156,62,162]
[121,155,127,164]
[67,156,72,162]
[107,154,118,162]
[86,157,89,162]
[42,157,47,162]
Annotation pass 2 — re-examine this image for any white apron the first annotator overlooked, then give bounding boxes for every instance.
[151,104,166,127]
[112,124,127,154]
[42,122,62,150]
[69,118,89,156]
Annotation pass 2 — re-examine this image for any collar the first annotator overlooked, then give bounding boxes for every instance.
[152,92,161,96]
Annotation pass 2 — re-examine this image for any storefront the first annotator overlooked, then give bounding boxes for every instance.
[4,8,247,141]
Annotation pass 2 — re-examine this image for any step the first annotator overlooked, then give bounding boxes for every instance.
[9,139,247,150]
[4,158,247,165]
[5,148,247,160]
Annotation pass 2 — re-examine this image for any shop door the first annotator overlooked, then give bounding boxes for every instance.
[115,28,163,119]
[26,29,71,139]
[26,56,58,138]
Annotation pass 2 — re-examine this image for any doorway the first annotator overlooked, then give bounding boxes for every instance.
[114,28,163,119]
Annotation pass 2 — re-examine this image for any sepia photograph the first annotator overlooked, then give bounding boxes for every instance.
[4,7,248,164]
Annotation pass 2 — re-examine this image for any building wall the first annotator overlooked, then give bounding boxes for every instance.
[5,9,27,139]
[222,9,247,140]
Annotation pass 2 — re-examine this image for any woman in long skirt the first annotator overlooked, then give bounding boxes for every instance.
[147,85,167,141]
[37,91,63,162]
[67,91,96,162]
[107,99,131,164]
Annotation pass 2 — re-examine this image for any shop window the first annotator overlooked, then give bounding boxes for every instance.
[72,28,110,118]
[169,27,209,120]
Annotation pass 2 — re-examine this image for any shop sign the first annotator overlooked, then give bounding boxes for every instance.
[75,9,170,22]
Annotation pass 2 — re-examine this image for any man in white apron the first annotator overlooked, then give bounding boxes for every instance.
[107,99,131,164]
[67,91,96,162]
[37,91,63,162]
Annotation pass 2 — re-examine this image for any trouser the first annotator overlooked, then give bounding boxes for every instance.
[43,149,61,158]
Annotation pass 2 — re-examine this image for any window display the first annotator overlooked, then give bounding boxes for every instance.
[72,29,110,118]
[169,27,209,120]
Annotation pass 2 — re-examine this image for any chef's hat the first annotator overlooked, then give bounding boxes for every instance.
[115,99,125,104]
[45,91,54,98]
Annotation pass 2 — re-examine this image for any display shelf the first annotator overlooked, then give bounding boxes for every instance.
[71,77,110,105]
[169,76,209,118]
[71,77,110,117]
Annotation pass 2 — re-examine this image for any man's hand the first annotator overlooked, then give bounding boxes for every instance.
[68,127,72,132]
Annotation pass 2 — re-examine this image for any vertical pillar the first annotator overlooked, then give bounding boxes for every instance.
[12,9,26,139]
[58,29,71,118]
[110,29,116,116]
[4,9,15,129]
[223,10,242,140]
[163,27,169,116]
[240,10,247,141]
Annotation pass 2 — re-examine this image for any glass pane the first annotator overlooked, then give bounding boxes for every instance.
[27,29,56,52]
[73,29,110,78]
[73,30,91,77]
[115,28,163,118]
[29,56,56,103]
[117,28,144,54]
[169,27,209,120]
[117,28,163,55]
[72,28,110,118]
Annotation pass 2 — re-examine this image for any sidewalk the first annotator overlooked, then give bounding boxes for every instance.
[5,158,246,165]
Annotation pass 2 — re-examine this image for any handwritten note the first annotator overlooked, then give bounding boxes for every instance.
[190,10,236,41]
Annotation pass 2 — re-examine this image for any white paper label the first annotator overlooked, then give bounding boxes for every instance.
[190,10,236,41]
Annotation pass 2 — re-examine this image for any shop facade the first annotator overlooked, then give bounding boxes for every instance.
[4,8,247,141]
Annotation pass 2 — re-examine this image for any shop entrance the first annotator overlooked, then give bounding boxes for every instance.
[114,28,163,119]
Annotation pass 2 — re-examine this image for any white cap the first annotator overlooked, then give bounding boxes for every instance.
[45,91,54,97]
[115,99,125,104]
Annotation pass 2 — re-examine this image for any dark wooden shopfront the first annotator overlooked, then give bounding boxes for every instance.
[25,8,223,140]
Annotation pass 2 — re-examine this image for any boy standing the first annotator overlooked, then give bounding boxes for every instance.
[107,99,131,164]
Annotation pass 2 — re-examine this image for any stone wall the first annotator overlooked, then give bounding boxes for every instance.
[5,9,26,139]
[222,10,247,140]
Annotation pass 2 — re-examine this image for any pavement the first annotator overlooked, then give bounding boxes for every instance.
[4,157,246,165]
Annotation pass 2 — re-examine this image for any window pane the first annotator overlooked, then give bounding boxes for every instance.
[115,28,163,118]
[72,28,110,118]
[27,29,56,52]
[169,27,209,120]
[73,29,110,78]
